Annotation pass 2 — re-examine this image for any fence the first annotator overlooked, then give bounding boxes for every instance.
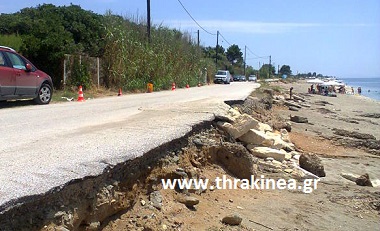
[63,54,104,88]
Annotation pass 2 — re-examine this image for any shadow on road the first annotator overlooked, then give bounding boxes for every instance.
[0,100,36,109]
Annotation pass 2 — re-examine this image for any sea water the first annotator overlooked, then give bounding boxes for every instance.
[341,77,380,101]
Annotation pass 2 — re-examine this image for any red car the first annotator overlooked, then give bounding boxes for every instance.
[0,46,53,104]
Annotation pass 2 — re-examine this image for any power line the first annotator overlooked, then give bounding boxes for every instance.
[177,0,216,36]
[246,56,269,60]
[218,32,232,46]
[246,46,261,58]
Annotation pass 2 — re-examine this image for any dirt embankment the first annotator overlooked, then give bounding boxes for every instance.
[1,82,379,231]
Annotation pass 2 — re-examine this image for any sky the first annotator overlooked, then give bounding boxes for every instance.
[1,0,379,78]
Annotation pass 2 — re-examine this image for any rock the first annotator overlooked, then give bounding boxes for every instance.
[293,165,320,180]
[290,115,308,123]
[217,114,259,139]
[355,173,373,187]
[284,101,302,108]
[274,95,285,101]
[293,154,301,161]
[258,159,282,170]
[54,211,66,218]
[289,106,299,111]
[273,121,292,132]
[332,128,376,140]
[341,173,360,182]
[249,147,287,162]
[149,191,163,210]
[88,222,100,230]
[238,129,274,146]
[228,107,241,118]
[222,214,243,226]
[176,196,200,207]
[174,169,188,178]
[299,153,326,177]
[293,94,306,102]
[256,122,273,132]
[360,113,380,118]
[371,179,380,188]
[140,200,146,206]
[265,157,274,162]
[300,103,311,108]
[215,114,235,123]
[215,143,257,179]
[280,129,290,142]
[284,152,292,161]
[56,227,70,231]
[264,131,295,151]
[284,168,294,174]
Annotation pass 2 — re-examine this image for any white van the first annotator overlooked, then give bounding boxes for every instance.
[214,70,231,84]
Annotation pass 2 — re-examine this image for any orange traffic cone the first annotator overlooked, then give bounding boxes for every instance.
[77,85,85,102]
[118,88,122,96]
[171,82,176,91]
[186,84,190,89]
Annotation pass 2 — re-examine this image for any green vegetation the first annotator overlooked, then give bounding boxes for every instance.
[0,3,288,93]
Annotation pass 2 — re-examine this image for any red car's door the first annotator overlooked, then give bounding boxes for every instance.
[5,51,38,96]
[0,52,16,96]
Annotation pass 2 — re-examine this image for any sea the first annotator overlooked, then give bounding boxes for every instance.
[340,77,380,101]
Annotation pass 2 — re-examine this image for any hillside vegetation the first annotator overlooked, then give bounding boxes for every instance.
[0,4,223,91]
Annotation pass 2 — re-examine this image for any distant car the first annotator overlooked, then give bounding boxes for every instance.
[214,70,231,84]
[239,76,247,81]
[248,75,257,82]
[0,46,53,104]
[233,75,240,81]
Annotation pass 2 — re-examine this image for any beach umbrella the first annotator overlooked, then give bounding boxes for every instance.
[307,78,324,84]
[322,81,345,86]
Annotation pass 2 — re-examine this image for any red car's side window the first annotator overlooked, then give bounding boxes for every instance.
[0,52,6,66]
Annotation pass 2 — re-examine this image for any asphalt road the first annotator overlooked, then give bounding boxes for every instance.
[0,82,259,210]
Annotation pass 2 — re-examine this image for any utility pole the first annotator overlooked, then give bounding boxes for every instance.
[197,30,200,47]
[215,31,219,66]
[147,0,151,43]
[244,45,247,76]
[268,55,272,78]
[269,55,271,67]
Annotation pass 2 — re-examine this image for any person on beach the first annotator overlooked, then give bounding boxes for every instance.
[358,87,362,95]
[351,87,354,94]
[290,87,293,99]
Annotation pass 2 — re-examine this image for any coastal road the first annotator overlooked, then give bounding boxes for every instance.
[0,82,259,211]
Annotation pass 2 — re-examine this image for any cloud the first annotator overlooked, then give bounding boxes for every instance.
[160,20,373,34]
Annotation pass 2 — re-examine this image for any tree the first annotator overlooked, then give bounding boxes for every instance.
[0,4,105,87]
[279,65,292,76]
[259,64,275,79]
[226,44,243,65]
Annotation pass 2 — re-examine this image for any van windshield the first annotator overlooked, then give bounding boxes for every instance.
[217,71,226,75]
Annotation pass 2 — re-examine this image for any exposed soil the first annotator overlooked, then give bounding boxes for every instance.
[99,81,380,231]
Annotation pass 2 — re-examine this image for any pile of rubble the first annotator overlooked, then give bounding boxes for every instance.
[216,106,326,180]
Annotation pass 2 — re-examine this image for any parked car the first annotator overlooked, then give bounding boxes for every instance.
[214,70,231,84]
[0,46,53,104]
[239,75,247,81]
[248,75,257,82]
[233,75,240,81]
